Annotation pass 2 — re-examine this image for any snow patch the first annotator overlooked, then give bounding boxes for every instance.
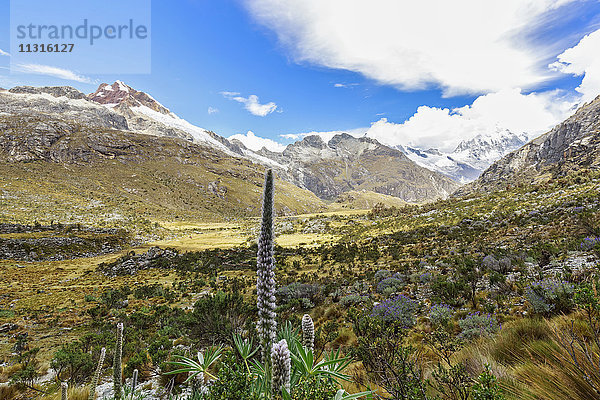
[115,80,129,92]
[131,105,236,155]
[241,148,286,169]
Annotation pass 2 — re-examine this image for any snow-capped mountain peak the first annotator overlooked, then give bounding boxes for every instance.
[88,81,171,115]
[87,81,243,155]
[392,128,529,183]
[452,129,528,171]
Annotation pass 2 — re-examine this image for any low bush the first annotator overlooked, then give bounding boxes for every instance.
[371,295,419,328]
[458,313,500,340]
[429,304,454,328]
[339,294,369,308]
[525,279,574,315]
[376,276,404,296]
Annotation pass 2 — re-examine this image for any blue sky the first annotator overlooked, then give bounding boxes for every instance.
[1,0,600,152]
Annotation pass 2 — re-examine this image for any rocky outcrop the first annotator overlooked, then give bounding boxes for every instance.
[0,115,143,163]
[88,81,171,114]
[458,95,600,194]
[0,89,129,130]
[9,85,88,100]
[276,133,460,202]
[99,246,178,276]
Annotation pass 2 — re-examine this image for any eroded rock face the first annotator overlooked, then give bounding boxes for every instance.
[0,89,129,130]
[277,133,460,202]
[9,85,88,99]
[99,246,178,276]
[459,95,600,194]
[0,115,145,163]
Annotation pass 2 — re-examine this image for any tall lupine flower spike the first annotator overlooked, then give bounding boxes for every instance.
[301,314,315,351]
[61,381,68,400]
[113,323,124,400]
[131,369,138,394]
[256,169,277,363]
[88,347,106,400]
[271,339,291,394]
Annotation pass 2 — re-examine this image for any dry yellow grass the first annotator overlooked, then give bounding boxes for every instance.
[0,250,181,367]
[150,231,249,251]
[276,233,339,248]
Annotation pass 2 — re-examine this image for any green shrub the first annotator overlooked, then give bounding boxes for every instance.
[291,375,338,400]
[525,279,574,316]
[472,364,505,400]
[429,304,454,328]
[458,313,500,340]
[201,360,258,400]
[339,294,369,308]
[189,291,254,346]
[51,342,94,384]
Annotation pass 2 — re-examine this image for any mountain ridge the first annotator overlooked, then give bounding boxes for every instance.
[1,81,461,205]
[457,95,600,194]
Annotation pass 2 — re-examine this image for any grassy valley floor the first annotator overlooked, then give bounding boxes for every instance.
[1,170,600,399]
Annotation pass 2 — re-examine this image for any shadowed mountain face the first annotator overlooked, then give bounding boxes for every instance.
[0,82,460,210]
[458,95,600,194]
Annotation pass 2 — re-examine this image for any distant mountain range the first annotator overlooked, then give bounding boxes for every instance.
[392,129,528,183]
[458,95,600,194]
[0,81,460,225]
[3,80,593,221]
[248,133,460,202]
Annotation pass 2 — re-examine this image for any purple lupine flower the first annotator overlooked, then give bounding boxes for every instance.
[525,278,574,315]
[429,303,454,327]
[581,236,600,251]
[257,169,277,363]
[371,294,419,328]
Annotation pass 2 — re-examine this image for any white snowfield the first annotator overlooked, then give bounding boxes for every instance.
[6,91,108,110]
[130,105,237,155]
[240,147,286,169]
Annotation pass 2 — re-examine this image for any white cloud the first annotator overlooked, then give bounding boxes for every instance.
[229,131,287,152]
[551,28,600,103]
[365,89,577,153]
[208,106,219,114]
[15,64,94,83]
[333,83,358,88]
[221,91,278,116]
[245,0,579,95]
[280,127,367,144]
[280,133,301,140]
[0,49,10,57]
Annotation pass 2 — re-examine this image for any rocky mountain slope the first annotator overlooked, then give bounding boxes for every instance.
[0,81,460,209]
[254,133,461,202]
[0,113,326,225]
[459,95,600,194]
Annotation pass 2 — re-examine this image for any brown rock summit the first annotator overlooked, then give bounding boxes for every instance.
[88,81,171,114]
